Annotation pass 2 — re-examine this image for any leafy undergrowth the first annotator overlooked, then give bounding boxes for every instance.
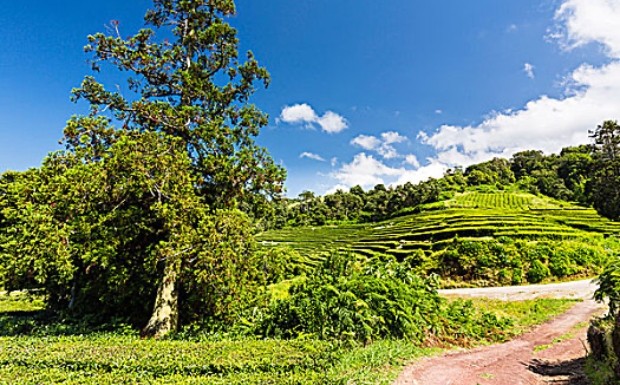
[0,292,577,384]
[583,316,616,385]
[585,355,615,385]
[467,298,579,336]
[0,291,45,313]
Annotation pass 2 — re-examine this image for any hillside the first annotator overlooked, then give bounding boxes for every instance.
[258,187,620,287]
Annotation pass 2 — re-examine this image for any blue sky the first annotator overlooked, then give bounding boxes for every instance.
[1,1,620,197]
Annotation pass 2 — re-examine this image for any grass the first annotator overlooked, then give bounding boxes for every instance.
[0,291,45,313]
[533,332,575,352]
[0,292,579,384]
[463,298,579,337]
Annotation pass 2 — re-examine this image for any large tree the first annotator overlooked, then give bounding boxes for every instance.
[69,0,284,207]
[0,0,285,337]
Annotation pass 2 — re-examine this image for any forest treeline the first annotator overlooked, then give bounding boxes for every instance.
[266,121,620,228]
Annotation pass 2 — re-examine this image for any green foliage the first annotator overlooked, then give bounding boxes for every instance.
[178,209,267,326]
[584,317,616,385]
[590,120,620,221]
[256,253,517,344]
[595,259,620,315]
[1,134,281,330]
[585,356,616,385]
[526,260,550,283]
[258,253,442,341]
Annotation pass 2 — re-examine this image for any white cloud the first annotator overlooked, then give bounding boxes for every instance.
[524,62,535,79]
[317,111,349,133]
[404,154,420,168]
[394,161,449,187]
[330,157,338,167]
[280,104,349,133]
[279,104,317,126]
[350,134,381,150]
[553,0,620,58]
[507,24,518,33]
[330,153,405,189]
[377,146,400,159]
[435,109,443,114]
[328,153,445,191]
[350,131,409,159]
[381,131,408,144]
[299,152,325,162]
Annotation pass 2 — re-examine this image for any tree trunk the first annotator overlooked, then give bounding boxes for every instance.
[142,260,179,338]
[587,324,607,360]
[67,270,80,310]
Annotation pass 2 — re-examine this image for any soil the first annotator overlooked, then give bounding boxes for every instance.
[394,279,605,385]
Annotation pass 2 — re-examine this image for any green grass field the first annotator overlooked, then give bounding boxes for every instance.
[0,292,578,384]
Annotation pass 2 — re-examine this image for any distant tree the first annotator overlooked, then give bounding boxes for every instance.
[510,150,545,180]
[298,190,316,202]
[530,168,571,200]
[465,158,515,186]
[557,145,593,204]
[349,185,367,208]
[466,169,494,186]
[590,120,620,220]
[350,185,365,197]
[443,167,467,188]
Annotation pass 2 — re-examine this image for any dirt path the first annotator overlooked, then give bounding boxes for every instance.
[438,278,598,300]
[394,279,605,385]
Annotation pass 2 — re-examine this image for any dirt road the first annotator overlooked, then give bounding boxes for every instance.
[394,279,606,385]
[439,278,597,301]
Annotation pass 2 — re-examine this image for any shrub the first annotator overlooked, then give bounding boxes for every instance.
[256,253,515,344]
[548,250,576,278]
[527,260,550,283]
[595,260,620,315]
[511,268,523,285]
[257,253,444,342]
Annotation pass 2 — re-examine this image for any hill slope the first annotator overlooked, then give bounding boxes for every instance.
[258,189,620,287]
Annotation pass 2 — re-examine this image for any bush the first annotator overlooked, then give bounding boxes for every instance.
[548,250,576,278]
[511,268,523,285]
[527,260,550,283]
[256,253,514,344]
[595,260,620,315]
[257,253,444,342]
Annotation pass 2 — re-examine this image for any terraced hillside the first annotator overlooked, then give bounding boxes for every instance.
[258,190,620,285]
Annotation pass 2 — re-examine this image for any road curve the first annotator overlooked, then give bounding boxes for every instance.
[438,278,597,301]
[394,279,604,385]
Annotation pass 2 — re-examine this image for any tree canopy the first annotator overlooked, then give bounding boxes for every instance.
[0,0,285,337]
